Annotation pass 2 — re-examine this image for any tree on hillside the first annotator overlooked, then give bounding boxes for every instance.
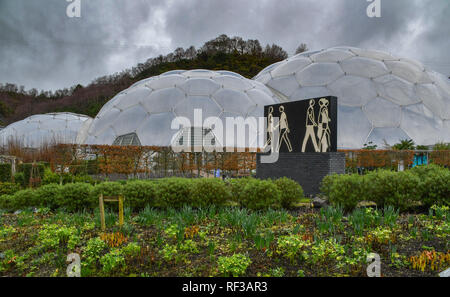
[295,43,308,55]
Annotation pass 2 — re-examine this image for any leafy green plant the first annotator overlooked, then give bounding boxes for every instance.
[38,224,80,251]
[100,249,125,273]
[217,254,252,277]
[276,235,311,264]
[83,237,108,266]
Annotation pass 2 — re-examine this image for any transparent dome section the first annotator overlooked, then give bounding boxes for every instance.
[254,46,450,148]
[85,70,279,149]
[0,113,93,148]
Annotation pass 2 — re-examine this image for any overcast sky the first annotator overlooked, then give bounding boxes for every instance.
[0,0,449,91]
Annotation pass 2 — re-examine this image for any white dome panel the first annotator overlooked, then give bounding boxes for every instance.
[401,104,443,145]
[385,60,431,84]
[112,105,149,136]
[337,105,373,149]
[366,127,411,148]
[363,97,401,127]
[143,88,185,114]
[310,49,355,63]
[114,87,152,110]
[328,75,377,106]
[271,57,311,77]
[137,113,177,147]
[146,75,185,90]
[296,63,344,87]
[91,108,121,136]
[213,89,254,116]
[267,75,300,97]
[350,48,396,61]
[179,78,221,96]
[374,75,421,106]
[340,57,388,78]
[213,75,253,91]
[289,86,330,101]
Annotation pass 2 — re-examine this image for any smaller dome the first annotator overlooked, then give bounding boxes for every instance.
[0,112,93,148]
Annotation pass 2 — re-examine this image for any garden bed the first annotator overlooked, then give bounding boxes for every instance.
[1,205,448,277]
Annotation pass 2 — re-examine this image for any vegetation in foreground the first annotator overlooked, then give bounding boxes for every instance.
[1,204,448,277]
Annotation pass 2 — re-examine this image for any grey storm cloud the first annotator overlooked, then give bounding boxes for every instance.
[0,0,448,91]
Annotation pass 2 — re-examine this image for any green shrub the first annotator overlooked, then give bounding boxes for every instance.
[417,167,450,207]
[274,177,304,209]
[0,182,20,196]
[9,189,38,210]
[154,178,193,208]
[0,164,12,182]
[365,170,420,211]
[123,180,156,209]
[228,178,253,202]
[321,174,365,211]
[190,178,231,207]
[35,184,63,209]
[59,183,95,212]
[240,179,281,210]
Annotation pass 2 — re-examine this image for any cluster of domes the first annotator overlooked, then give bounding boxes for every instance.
[254,47,450,148]
[1,47,449,149]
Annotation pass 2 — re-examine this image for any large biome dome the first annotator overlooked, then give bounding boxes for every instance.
[84,70,279,149]
[254,46,450,148]
[0,113,93,148]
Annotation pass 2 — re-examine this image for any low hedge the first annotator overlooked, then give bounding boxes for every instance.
[154,178,193,208]
[123,180,157,210]
[321,165,450,211]
[0,177,305,212]
[190,178,231,207]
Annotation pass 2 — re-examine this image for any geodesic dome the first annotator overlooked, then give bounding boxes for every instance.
[0,113,93,148]
[84,70,279,149]
[254,46,450,148]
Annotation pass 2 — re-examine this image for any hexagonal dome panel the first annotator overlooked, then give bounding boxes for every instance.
[0,113,93,148]
[85,70,279,148]
[254,46,450,148]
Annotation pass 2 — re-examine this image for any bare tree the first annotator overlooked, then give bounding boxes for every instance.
[295,43,309,55]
